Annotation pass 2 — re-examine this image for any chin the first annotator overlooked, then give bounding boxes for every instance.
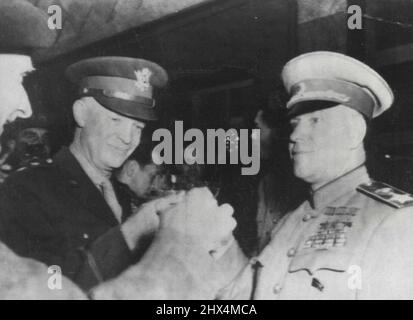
[104,156,126,169]
[293,161,314,182]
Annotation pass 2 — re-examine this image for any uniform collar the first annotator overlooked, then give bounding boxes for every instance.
[53,146,132,225]
[309,165,370,210]
[69,144,109,190]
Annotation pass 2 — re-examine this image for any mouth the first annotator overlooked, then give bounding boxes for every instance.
[291,149,313,156]
[109,144,130,153]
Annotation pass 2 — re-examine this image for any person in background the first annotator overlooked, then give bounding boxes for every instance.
[0,138,17,183]
[13,126,52,171]
[116,141,164,206]
[116,141,167,251]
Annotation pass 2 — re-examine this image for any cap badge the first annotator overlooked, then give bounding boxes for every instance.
[134,68,152,92]
[293,82,306,96]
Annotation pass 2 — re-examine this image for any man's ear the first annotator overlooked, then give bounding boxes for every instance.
[73,99,88,128]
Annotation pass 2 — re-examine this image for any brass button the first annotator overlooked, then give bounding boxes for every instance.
[83,233,89,240]
[272,218,278,224]
[287,248,297,257]
[303,214,312,222]
[273,284,282,294]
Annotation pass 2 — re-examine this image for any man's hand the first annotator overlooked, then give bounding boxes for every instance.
[158,187,237,254]
[121,192,185,251]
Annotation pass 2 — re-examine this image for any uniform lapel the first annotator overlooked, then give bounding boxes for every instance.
[53,147,120,226]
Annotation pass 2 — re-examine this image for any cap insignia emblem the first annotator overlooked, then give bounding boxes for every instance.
[293,82,306,96]
[134,68,152,92]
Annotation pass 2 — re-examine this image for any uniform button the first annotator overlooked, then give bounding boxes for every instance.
[69,179,79,187]
[83,233,89,240]
[303,214,312,222]
[272,218,278,224]
[287,248,297,257]
[273,284,282,294]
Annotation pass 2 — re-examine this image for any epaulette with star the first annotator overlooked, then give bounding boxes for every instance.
[357,181,413,209]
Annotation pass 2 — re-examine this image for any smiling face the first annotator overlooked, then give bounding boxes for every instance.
[0,55,34,142]
[288,105,364,187]
[76,97,145,172]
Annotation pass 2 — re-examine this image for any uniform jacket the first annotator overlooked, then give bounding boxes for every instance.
[220,166,413,299]
[0,147,134,291]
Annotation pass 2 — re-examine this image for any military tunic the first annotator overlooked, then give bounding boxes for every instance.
[0,147,134,291]
[220,166,413,299]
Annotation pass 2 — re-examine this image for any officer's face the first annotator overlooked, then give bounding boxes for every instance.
[289,106,355,186]
[81,99,145,171]
[0,56,33,140]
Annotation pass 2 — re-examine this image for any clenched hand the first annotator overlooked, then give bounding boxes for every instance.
[157,187,237,254]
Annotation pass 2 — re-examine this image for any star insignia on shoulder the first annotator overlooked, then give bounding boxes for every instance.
[357,181,413,209]
[134,68,152,92]
[389,193,413,205]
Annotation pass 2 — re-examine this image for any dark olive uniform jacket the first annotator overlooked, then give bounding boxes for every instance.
[0,147,134,291]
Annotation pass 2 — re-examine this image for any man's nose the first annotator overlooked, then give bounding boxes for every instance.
[289,122,307,142]
[118,122,134,144]
[19,94,33,119]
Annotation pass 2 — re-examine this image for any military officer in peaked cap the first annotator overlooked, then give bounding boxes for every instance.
[0,54,240,297]
[0,0,85,299]
[218,51,413,299]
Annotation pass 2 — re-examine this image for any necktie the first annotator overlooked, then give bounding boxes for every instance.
[100,180,123,223]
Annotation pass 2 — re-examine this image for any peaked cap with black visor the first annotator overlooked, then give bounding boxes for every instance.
[281,51,394,121]
[65,57,168,122]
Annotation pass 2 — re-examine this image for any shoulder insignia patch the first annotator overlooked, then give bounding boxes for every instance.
[357,181,413,209]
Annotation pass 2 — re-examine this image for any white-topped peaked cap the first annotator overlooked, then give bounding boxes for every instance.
[281,51,394,119]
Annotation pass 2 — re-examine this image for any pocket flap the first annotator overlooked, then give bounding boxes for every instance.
[288,249,352,275]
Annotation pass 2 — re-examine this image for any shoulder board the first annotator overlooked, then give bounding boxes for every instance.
[357,180,413,209]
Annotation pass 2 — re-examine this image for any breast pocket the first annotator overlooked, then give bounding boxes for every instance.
[288,249,353,276]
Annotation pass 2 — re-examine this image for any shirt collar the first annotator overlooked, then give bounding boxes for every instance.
[309,165,370,210]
